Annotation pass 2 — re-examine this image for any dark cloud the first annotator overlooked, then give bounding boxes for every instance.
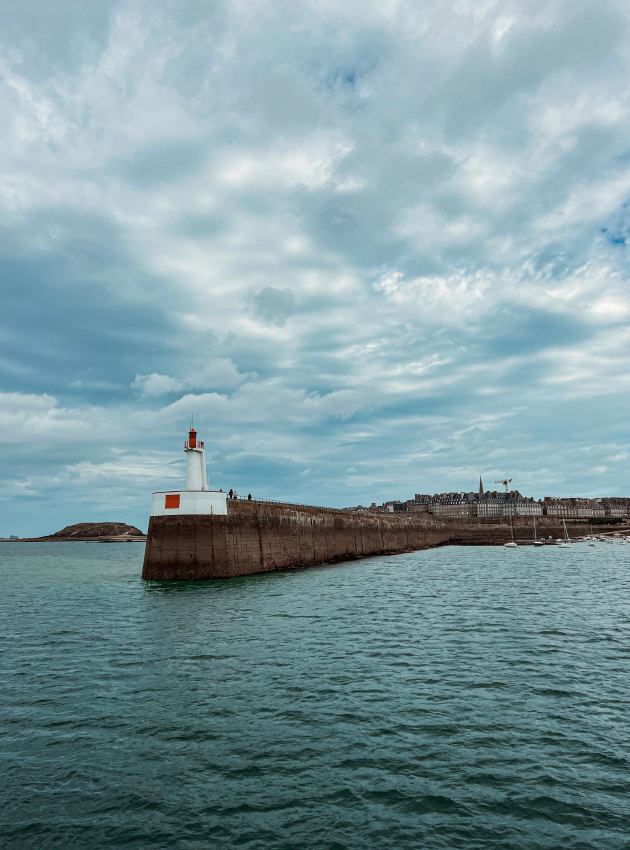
[439,5,623,138]
[112,140,208,189]
[174,213,226,239]
[0,211,176,403]
[479,309,594,358]
[250,287,297,326]
[1,0,115,74]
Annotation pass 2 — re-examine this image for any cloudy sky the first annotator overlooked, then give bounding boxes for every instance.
[2,0,630,535]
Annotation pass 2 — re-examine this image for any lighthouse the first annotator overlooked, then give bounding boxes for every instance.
[185,428,208,490]
[148,426,227,518]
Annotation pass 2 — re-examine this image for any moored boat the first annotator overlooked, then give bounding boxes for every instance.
[505,515,518,548]
[532,516,544,547]
[558,519,572,548]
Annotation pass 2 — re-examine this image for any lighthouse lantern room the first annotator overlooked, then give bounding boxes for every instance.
[149,426,228,517]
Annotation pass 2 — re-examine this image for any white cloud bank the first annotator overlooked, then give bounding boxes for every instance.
[0,0,630,534]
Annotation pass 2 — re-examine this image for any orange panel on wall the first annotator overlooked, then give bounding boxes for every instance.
[165,494,180,509]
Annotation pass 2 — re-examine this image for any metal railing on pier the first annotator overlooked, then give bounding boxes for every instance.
[230,496,348,514]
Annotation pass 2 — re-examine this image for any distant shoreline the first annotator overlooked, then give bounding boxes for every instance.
[1,537,147,543]
[0,521,146,544]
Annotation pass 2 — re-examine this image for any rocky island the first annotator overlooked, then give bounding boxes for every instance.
[17,522,146,542]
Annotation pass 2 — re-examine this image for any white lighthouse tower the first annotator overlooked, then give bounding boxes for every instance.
[149,426,227,518]
[185,428,208,490]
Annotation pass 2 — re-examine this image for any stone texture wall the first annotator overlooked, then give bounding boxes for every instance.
[142,500,568,581]
[142,501,451,580]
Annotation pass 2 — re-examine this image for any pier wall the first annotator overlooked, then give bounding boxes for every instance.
[142,501,561,581]
[142,501,449,580]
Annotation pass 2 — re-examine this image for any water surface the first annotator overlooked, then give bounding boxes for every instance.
[2,542,630,848]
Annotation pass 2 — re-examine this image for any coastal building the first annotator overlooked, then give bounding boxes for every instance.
[472,490,541,517]
[543,498,606,518]
[431,492,477,518]
[405,496,432,513]
[382,500,405,512]
[350,486,627,521]
[601,498,628,518]
[588,501,606,518]
[474,492,504,517]
[512,496,543,516]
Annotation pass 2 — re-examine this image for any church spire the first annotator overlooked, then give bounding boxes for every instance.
[479,476,484,496]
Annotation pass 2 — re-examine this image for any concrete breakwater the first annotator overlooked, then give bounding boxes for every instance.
[142,500,574,581]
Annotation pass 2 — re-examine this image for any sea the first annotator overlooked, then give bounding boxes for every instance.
[1,542,630,849]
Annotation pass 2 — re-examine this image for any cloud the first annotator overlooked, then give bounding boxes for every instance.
[132,358,253,396]
[132,373,184,396]
[187,358,254,390]
[1,0,630,534]
[112,139,208,189]
[250,288,297,326]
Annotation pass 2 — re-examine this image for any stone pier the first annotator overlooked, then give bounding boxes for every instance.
[141,500,571,581]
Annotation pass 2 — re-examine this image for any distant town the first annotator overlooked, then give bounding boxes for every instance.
[344,479,629,520]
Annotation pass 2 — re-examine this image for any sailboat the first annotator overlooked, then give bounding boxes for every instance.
[533,516,544,547]
[504,514,518,548]
[558,519,572,548]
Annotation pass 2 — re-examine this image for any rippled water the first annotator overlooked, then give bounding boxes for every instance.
[2,542,630,849]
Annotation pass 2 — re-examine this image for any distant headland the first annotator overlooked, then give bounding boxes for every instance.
[3,522,146,542]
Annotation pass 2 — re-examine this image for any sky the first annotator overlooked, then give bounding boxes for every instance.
[2,0,630,536]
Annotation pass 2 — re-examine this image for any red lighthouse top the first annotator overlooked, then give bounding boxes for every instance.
[185,428,203,450]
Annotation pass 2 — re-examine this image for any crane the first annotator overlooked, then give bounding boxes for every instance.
[495,478,512,493]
